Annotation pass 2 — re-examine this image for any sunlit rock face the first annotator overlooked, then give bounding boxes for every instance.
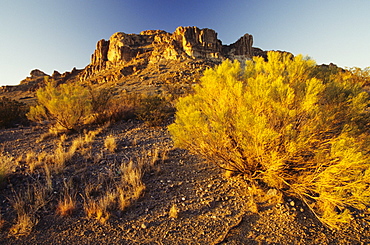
[80,26,255,82]
[174,26,223,59]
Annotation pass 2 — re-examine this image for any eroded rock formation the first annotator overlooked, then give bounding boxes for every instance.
[80,26,255,83]
[1,26,262,98]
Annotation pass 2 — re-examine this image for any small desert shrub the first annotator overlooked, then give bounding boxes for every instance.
[28,80,140,130]
[89,87,113,120]
[0,97,29,128]
[108,93,139,122]
[89,88,138,124]
[27,79,92,131]
[169,51,370,228]
[104,135,117,153]
[136,94,173,126]
[348,66,370,86]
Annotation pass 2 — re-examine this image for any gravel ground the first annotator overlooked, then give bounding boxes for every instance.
[0,121,369,244]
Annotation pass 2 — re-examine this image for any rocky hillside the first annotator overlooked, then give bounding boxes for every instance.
[0,26,266,101]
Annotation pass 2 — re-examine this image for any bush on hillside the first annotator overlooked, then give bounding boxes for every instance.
[0,97,29,128]
[27,80,92,130]
[89,88,138,124]
[169,51,370,228]
[27,79,165,131]
[135,94,174,126]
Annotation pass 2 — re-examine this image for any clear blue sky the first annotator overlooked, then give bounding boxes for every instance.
[1,0,370,86]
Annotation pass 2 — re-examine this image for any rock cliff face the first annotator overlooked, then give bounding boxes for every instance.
[80,26,255,83]
[174,26,222,59]
[1,26,263,100]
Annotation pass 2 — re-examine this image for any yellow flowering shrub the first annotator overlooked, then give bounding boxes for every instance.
[28,79,92,130]
[169,51,370,227]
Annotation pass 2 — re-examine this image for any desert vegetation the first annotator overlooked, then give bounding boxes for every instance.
[27,79,92,131]
[0,82,173,236]
[0,97,29,128]
[0,124,169,236]
[1,51,370,243]
[169,51,370,228]
[0,153,15,186]
[27,78,173,133]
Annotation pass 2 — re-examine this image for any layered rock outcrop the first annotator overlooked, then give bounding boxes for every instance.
[80,26,255,82]
[174,26,222,59]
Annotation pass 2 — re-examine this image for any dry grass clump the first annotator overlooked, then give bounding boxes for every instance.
[169,204,179,219]
[104,135,117,153]
[82,160,147,223]
[84,126,105,144]
[119,160,146,204]
[81,147,165,223]
[26,151,48,173]
[0,153,15,185]
[37,124,69,143]
[43,162,53,190]
[84,191,116,223]
[83,180,116,224]
[51,137,73,174]
[38,127,104,175]
[9,212,36,236]
[9,182,50,236]
[56,181,76,217]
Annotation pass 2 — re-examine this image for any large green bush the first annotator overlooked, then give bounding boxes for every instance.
[169,51,370,227]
